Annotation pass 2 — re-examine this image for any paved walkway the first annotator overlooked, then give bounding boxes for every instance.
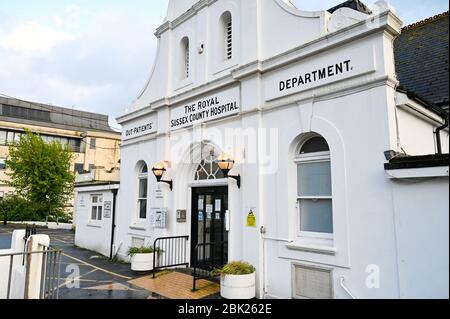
[0,225,219,299]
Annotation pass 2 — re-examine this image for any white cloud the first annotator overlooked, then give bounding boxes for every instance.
[0,21,75,55]
[0,5,161,122]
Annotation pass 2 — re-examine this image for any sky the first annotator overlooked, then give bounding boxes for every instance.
[0,0,448,129]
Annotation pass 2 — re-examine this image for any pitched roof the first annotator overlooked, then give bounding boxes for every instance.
[394,12,449,109]
[327,0,372,15]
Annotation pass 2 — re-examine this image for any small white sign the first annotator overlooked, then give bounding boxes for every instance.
[103,201,112,219]
[215,199,221,212]
[151,208,167,229]
[198,199,204,210]
[79,196,86,208]
[155,187,163,199]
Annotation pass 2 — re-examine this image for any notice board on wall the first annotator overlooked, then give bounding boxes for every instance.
[151,208,167,229]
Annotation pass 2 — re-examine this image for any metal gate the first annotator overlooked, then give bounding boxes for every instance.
[1,244,61,299]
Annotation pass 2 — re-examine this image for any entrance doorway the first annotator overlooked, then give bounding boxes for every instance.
[191,187,228,270]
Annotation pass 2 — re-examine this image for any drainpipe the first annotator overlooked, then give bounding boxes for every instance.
[436,115,449,155]
[110,188,118,260]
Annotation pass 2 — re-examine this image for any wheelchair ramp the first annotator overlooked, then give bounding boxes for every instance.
[129,271,219,299]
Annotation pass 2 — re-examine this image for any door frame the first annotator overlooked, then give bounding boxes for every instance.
[190,186,229,268]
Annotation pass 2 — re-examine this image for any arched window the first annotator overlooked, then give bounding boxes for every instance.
[220,12,232,61]
[195,147,225,181]
[295,135,333,237]
[181,37,190,79]
[138,163,148,219]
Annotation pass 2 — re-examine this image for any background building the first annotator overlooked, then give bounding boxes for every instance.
[0,96,121,213]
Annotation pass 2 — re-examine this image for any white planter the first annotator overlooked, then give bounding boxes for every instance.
[220,272,256,299]
[130,253,154,272]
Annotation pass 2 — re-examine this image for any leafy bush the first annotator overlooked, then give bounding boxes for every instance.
[128,246,162,256]
[212,261,255,276]
[0,195,46,222]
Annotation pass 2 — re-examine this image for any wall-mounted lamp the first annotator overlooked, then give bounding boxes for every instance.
[217,153,241,189]
[152,162,173,191]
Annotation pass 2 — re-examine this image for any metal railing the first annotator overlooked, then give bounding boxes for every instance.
[192,241,228,291]
[1,244,61,299]
[152,236,189,278]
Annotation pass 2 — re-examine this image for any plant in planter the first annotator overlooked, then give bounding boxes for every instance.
[212,261,256,299]
[128,246,162,272]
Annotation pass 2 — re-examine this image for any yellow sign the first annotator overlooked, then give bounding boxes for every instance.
[246,209,257,227]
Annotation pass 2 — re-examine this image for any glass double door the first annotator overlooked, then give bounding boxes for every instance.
[191,187,228,270]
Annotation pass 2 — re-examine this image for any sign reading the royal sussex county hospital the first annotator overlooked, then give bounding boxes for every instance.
[170,86,240,130]
[264,45,377,101]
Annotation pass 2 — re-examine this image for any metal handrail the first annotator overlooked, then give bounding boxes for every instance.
[192,241,228,291]
[2,244,61,299]
[152,236,189,278]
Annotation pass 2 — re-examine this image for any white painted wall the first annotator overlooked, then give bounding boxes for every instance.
[110,0,449,299]
[391,176,449,299]
[0,231,51,299]
[74,185,118,258]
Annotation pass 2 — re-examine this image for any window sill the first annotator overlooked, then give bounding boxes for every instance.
[87,222,102,228]
[129,223,148,231]
[286,240,337,256]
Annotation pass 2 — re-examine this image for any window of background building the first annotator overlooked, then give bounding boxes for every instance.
[1,104,51,122]
[138,164,148,220]
[90,138,96,150]
[90,195,103,221]
[0,129,83,153]
[0,130,6,145]
[6,131,15,144]
[0,158,6,170]
[295,136,333,238]
[74,163,84,174]
[68,139,82,153]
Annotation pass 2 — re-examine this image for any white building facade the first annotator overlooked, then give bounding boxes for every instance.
[110,0,449,299]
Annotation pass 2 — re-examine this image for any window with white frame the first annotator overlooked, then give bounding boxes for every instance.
[90,195,103,221]
[181,37,190,79]
[295,136,333,238]
[138,163,148,219]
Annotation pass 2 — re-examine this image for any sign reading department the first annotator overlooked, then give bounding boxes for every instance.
[170,86,240,130]
[264,45,376,101]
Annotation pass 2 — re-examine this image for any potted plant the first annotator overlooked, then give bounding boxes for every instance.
[128,246,161,272]
[213,261,256,299]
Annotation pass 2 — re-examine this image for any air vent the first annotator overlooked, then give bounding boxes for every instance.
[131,237,145,248]
[293,264,333,299]
[226,20,232,60]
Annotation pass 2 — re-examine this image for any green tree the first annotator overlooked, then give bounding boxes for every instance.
[4,130,75,221]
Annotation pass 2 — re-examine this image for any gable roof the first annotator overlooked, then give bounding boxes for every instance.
[394,12,449,109]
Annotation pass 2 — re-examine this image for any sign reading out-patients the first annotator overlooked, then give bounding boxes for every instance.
[122,117,157,141]
[170,86,240,130]
[265,45,376,101]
